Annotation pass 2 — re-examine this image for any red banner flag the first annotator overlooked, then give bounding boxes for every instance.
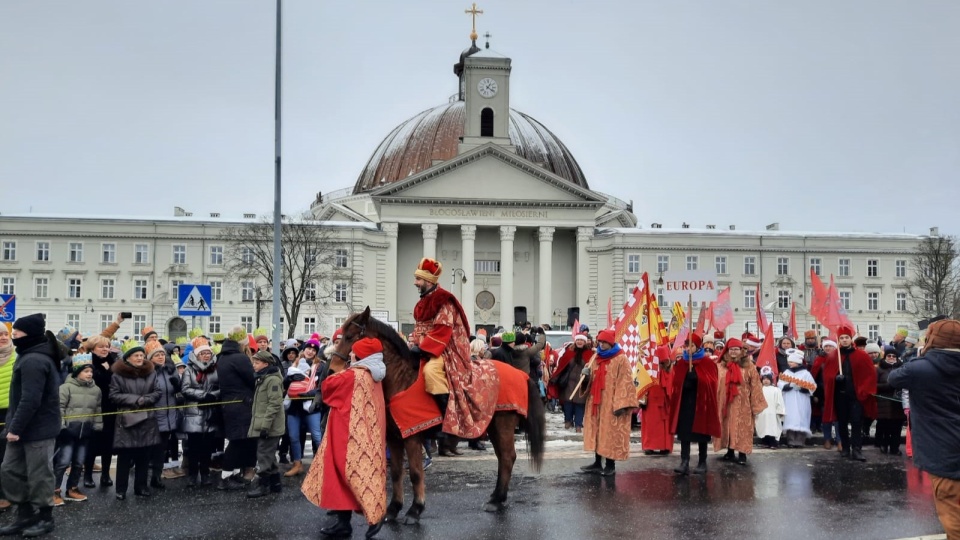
[756,283,770,331]
[572,319,580,338]
[712,286,735,330]
[789,302,798,340]
[821,275,854,338]
[810,268,828,321]
[755,322,778,380]
[695,302,708,335]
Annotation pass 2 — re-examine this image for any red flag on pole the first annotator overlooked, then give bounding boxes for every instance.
[789,302,798,340]
[712,286,735,330]
[756,283,770,331]
[821,275,854,338]
[572,319,580,339]
[755,322,778,380]
[809,268,828,321]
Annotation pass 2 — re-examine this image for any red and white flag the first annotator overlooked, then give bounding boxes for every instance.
[712,286,735,331]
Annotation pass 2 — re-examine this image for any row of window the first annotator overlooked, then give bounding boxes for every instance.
[0,276,350,304]
[0,241,351,269]
[626,254,910,279]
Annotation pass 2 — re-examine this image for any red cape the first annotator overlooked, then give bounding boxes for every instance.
[668,357,721,438]
[641,369,674,451]
[811,348,877,422]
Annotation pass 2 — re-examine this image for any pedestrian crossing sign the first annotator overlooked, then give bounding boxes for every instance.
[178,284,213,316]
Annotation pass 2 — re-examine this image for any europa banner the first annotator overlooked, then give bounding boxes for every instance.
[661,270,719,305]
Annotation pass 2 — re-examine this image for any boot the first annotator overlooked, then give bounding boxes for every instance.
[284,461,303,477]
[437,435,462,457]
[823,440,833,450]
[692,456,708,475]
[0,504,38,535]
[564,422,572,430]
[218,473,247,491]
[365,518,384,539]
[580,454,603,474]
[432,393,450,417]
[150,476,166,489]
[851,447,866,462]
[200,472,213,487]
[736,453,748,466]
[673,459,690,475]
[719,449,735,462]
[21,506,53,538]
[319,510,352,537]
[600,459,616,476]
[269,473,283,493]
[246,476,271,499]
[840,446,851,458]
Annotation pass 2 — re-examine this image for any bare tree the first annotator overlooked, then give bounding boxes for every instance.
[219,216,359,338]
[907,235,960,319]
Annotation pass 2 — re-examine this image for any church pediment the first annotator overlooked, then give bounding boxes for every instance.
[370,144,606,207]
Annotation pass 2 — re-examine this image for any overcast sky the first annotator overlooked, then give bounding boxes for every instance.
[1,1,958,235]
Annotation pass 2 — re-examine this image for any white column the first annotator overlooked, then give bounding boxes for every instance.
[576,226,593,315]
[421,223,438,260]
[382,222,399,319]
[499,225,516,329]
[538,227,555,326]
[460,225,477,331]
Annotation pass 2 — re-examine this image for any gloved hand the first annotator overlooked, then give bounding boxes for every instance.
[409,345,430,360]
[168,376,181,390]
[136,397,146,406]
[202,393,219,404]
[799,388,811,395]
[781,384,794,392]
[581,366,591,378]
[260,429,269,439]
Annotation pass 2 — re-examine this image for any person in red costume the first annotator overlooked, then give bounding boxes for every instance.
[641,345,674,455]
[668,333,721,475]
[409,258,499,441]
[811,325,877,461]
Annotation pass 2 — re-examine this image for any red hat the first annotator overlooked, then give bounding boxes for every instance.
[414,257,443,284]
[837,325,855,338]
[687,333,703,348]
[596,329,616,345]
[724,338,744,349]
[713,331,725,340]
[742,333,761,348]
[332,328,344,341]
[654,345,671,361]
[352,337,383,360]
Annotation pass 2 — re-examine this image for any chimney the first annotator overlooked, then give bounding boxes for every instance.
[174,206,187,217]
[930,226,940,236]
[729,225,736,230]
[766,222,780,231]
[706,224,716,230]
[210,212,220,218]
[651,223,662,229]
[682,222,690,229]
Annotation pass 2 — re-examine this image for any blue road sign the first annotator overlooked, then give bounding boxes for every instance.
[178,285,213,317]
[0,295,14,323]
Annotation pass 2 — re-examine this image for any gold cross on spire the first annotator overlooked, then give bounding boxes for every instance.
[465,3,483,41]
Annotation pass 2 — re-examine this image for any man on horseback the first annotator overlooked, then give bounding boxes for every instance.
[409,258,500,440]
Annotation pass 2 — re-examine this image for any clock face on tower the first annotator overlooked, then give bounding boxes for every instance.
[477,77,498,98]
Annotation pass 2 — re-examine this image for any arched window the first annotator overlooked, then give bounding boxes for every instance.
[480,108,494,137]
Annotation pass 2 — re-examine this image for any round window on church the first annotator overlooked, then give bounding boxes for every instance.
[476,291,495,310]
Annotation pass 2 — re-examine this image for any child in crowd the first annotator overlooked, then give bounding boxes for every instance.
[756,367,785,448]
[54,353,103,505]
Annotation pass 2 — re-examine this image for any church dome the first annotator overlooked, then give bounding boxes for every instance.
[353,101,589,193]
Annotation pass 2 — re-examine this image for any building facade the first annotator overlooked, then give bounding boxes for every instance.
[0,39,931,342]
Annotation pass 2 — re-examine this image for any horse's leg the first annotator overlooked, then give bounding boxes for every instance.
[403,434,426,525]
[484,413,518,512]
[385,433,405,522]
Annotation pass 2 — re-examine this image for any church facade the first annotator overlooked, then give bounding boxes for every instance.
[0,39,930,342]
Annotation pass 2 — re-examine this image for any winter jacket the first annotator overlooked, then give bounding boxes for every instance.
[889,348,960,479]
[91,351,119,414]
[180,353,221,434]
[4,339,62,442]
[875,361,906,421]
[59,376,103,439]
[153,362,183,433]
[215,340,255,440]
[248,366,285,438]
[109,359,162,449]
[517,333,547,378]
[0,346,15,410]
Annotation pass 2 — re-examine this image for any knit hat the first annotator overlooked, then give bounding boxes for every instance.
[414,257,442,284]
[501,332,516,344]
[352,337,383,360]
[573,333,589,343]
[253,350,276,365]
[490,336,503,347]
[142,326,157,340]
[743,334,761,348]
[303,338,321,351]
[837,325,855,338]
[924,319,960,350]
[13,313,45,337]
[121,339,145,360]
[905,331,920,345]
[864,343,882,355]
[144,340,165,360]
[596,329,616,345]
[883,346,899,357]
[759,366,774,381]
[787,348,804,365]
[72,352,94,374]
[332,328,344,342]
[804,330,817,339]
[56,326,81,350]
[654,345,672,361]
[821,339,838,349]
[724,338,744,350]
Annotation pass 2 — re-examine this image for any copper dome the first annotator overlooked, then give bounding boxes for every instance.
[353,101,589,193]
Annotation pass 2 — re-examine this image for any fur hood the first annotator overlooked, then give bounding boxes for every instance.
[111,357,156,379]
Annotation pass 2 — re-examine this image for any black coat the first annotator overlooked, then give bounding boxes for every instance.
[4,339,61,442]
[876,361,905,421]
[889,348,960,479]
[215,340,256,440]
[109,359,162,449]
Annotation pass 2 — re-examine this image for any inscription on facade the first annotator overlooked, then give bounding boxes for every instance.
[428,208,549,219]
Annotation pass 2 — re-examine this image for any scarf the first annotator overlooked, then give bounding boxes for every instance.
[12,334,45,356]
[723,358,744,418]
[590,345,621,417]
[0,343,12,367]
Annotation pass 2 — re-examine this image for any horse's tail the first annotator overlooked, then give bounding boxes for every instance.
[520,377,546,472]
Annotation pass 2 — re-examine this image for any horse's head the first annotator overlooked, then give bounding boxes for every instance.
[331,307,373,371]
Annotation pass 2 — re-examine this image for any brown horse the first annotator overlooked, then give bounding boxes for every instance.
[334,307,545,523]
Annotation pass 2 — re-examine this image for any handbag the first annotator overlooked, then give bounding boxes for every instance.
[119,410,149,429]
[288,364,318,398]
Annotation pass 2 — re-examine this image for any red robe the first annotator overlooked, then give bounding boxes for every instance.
[668,357,722,438]
[641,368,674,452]
[413,286,499,439]
[811,348,878,423]
[301,366,386,525]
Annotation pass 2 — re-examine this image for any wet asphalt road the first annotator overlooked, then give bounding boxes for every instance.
[21,444,944,540]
